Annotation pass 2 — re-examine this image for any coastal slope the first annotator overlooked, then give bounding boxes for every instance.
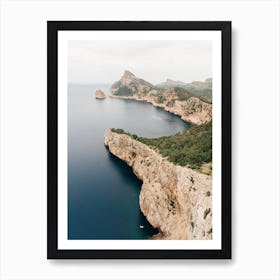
[110,71,212,125]
[156,77,212,103]
[104,129,212,240]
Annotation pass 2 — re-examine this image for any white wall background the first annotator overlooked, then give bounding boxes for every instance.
[0,0,279,279]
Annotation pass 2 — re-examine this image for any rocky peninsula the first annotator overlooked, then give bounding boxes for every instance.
[110,71,212,125]
[104,71,213,240]
[104,129,212,240]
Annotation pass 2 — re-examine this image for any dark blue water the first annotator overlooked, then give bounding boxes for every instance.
[68,84,190,239]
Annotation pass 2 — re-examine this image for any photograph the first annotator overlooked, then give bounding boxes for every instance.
[68,40,213,241]
[47,21,231,259]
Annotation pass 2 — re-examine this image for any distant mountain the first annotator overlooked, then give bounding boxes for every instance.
[156,78,212,103]
[110,71,212,125]
[157,78,187,88]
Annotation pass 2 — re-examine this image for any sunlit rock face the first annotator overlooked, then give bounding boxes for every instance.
[104,130,212,240]
[95,89,106,99]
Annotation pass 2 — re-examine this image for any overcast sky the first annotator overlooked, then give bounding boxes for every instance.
[68,40,212,85]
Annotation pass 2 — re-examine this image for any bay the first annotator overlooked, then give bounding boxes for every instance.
[68,84,190,239]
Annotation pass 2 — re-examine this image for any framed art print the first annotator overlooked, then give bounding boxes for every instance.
[47,21,231,259]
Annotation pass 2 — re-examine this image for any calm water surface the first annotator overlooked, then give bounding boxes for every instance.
[68,84,190,239]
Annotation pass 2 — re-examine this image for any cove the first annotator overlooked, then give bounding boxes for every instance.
[68,84,190,239]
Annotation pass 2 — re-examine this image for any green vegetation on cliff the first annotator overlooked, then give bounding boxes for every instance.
[156,78,212,103]
[113,85,133,96]
[173,87,193,101]
[110,122,212,174]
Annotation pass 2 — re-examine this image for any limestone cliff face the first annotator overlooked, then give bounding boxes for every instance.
[95,89,106,99]
[104,130,212,240]
[110,71,212,125]
[111,70,154,96]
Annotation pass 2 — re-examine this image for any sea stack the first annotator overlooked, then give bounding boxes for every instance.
[95,89,106,99]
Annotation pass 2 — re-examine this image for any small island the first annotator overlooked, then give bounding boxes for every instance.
[95,89,106,99]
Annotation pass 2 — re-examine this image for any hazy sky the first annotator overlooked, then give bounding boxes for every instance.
[68,40,212,85]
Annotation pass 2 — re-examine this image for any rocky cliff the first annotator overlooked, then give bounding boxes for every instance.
[95,89,106,99]
[104,129,212,240]
[110,71,212,125]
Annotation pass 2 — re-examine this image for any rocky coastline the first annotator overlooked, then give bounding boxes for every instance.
[104,71,212,239]
[104,129,212,240]
[109,71,212,125]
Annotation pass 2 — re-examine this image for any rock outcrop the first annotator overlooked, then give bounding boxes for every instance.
[104,129,212,240]
[110,71,212,125]
[111,70,154,96]
[95,89,106,99]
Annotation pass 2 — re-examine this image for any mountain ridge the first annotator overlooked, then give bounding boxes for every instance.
[156,77,212,103]
[110,71,212,125]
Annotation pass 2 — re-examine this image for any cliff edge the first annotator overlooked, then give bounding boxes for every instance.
[104,129,212,240]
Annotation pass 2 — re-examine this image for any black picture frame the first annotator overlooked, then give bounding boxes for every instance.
[47,21,231,259]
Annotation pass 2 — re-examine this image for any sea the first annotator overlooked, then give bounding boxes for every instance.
[68,84,190,239]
